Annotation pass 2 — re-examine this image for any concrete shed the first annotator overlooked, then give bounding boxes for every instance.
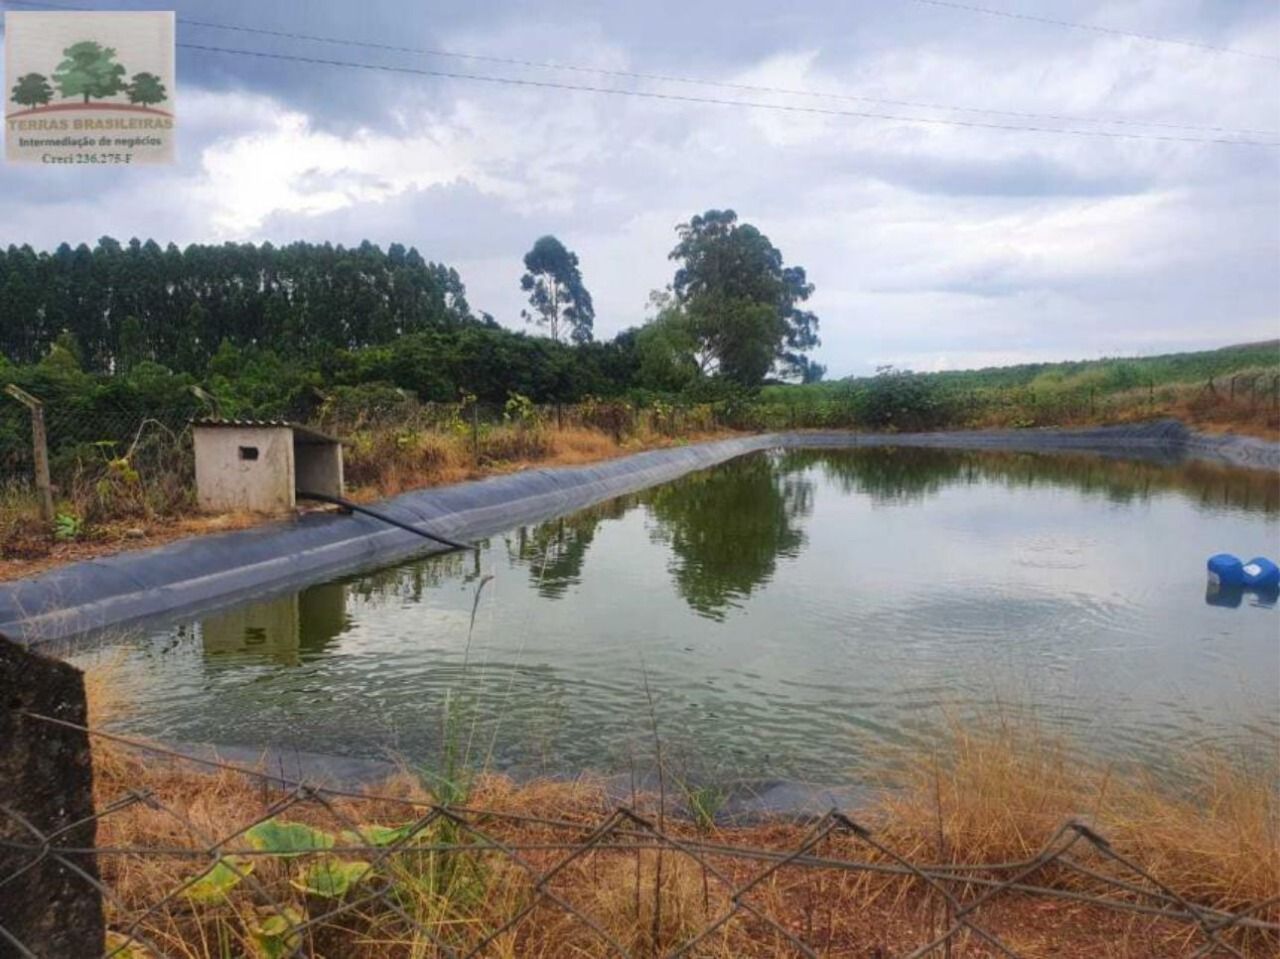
[192,419,344,514]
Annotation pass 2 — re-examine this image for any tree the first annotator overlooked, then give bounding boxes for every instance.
[53,41,127,104]
[125,72,167,107]
[520,235,595,344]
[635,293,700,393]
[10,73,53,109]
[668,209,820,386]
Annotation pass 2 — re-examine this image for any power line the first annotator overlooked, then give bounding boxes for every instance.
[171,41,1278,147]
[4,0,1276,138]
[909,0,1280,63]
[166,13,1280,137]
[3,0,1274,137]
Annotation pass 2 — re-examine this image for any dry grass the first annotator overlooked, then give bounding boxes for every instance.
[870,712,1279,928]
[965,375,1280,440]
[341,423,718,502]
[77,668,1279,958]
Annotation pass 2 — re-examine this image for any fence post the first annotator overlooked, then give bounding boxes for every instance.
[0,634,105,957]
[471,403,480,464]
[4,384,55,524]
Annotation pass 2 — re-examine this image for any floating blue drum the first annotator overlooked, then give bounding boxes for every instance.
[1207,553,1246,587]
[1241,556,1280,589]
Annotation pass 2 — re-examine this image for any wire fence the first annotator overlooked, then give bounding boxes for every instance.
[2,374,1277,544]
[4,374,1279,482]
[2,711,1276,958]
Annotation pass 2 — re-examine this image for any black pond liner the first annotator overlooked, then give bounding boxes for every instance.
[3,419,1276,646]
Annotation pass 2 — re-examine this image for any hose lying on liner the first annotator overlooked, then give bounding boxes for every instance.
[296,490,473,552]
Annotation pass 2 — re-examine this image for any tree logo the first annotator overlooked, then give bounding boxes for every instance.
[4,11,175,165]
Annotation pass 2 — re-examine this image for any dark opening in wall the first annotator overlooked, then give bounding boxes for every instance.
[238,446,260,461]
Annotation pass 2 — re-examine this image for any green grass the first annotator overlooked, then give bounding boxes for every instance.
[766,340,1280,401]
[755,340,1280,434]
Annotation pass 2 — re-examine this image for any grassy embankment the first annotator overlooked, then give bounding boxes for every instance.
[81,664,1278,958]
[759,341,1280,437]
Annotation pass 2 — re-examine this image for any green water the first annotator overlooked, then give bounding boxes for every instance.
[84,448,1280,785]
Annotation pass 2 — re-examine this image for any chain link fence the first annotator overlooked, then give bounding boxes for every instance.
[1,708,1276,959]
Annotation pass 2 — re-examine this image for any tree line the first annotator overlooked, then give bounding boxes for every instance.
[0,210,823,407]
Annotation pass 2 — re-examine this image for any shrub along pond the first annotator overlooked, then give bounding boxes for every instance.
[75,447,1279,785]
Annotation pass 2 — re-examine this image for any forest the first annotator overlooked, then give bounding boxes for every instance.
[0,209,822,414]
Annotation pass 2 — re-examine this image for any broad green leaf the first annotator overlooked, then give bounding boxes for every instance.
[248,906,304,959]
[183,856,254,903]
[339,822,420,847]
[291,857,371,899]
[245,819,335,858]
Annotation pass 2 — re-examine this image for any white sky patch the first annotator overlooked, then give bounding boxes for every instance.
[192,98,500,233]
[1,0,1276,377]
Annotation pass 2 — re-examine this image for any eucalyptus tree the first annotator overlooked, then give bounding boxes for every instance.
[519,235,595,344]
[668,209,820,385]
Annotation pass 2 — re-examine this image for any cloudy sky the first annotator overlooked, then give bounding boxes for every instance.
[2,0,1278,377]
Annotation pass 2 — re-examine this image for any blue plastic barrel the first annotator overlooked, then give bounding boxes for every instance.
[1241,557,1280,589]
[1207,553,1245,587]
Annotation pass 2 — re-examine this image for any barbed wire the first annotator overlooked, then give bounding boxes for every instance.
[1,711,1275,958]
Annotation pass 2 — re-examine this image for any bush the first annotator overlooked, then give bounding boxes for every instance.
[858,366,955,431]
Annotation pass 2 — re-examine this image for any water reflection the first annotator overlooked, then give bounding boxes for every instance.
[784,447,1280,513]
[1205,583,1280,609]
[507,498,630,598]
[115,445,1278,783]
[216,447,1279,649]
[201,583,349,666]
[643,454,813,620]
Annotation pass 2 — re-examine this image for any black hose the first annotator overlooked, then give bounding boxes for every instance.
[296,490,473,551]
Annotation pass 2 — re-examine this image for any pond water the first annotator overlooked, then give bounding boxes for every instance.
[78,448,1280,785]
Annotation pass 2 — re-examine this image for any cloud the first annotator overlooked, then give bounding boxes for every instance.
[2,0,1276,377]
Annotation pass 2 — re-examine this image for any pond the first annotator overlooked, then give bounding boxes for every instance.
[77,447,1280,786]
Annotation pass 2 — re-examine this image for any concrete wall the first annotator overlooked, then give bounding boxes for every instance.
[295,439,344,498]
[193,425,295,513]
[0,634,104,957]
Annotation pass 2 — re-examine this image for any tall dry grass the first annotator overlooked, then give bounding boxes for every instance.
[75,660,1280,957]
[870,711,1279,918]
[339,422,692,501]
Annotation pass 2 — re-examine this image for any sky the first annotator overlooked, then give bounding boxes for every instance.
[2,0,1278,378]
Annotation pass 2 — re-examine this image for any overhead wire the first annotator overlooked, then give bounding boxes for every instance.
[140,12,1280,138]
[171,41,1279,147]
[909,0,1280,63]
[2,0,1276,145]
[5,0,1274,140]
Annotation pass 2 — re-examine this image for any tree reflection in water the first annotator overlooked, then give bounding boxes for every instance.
[642,453,813,620]
[505,497,631,598]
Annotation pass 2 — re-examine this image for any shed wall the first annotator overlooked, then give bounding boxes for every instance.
[193,426,295,513]
[295,441,344,498]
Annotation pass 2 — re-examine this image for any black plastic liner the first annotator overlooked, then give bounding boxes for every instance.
[3,420,1275,645]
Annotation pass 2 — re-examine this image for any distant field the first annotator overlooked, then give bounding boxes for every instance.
[757,341,1280,436]
[770,341,1280,398]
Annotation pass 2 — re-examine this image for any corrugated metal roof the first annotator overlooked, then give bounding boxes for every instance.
[191,419,341,445]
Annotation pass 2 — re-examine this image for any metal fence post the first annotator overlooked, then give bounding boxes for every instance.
[4,384,55,523]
